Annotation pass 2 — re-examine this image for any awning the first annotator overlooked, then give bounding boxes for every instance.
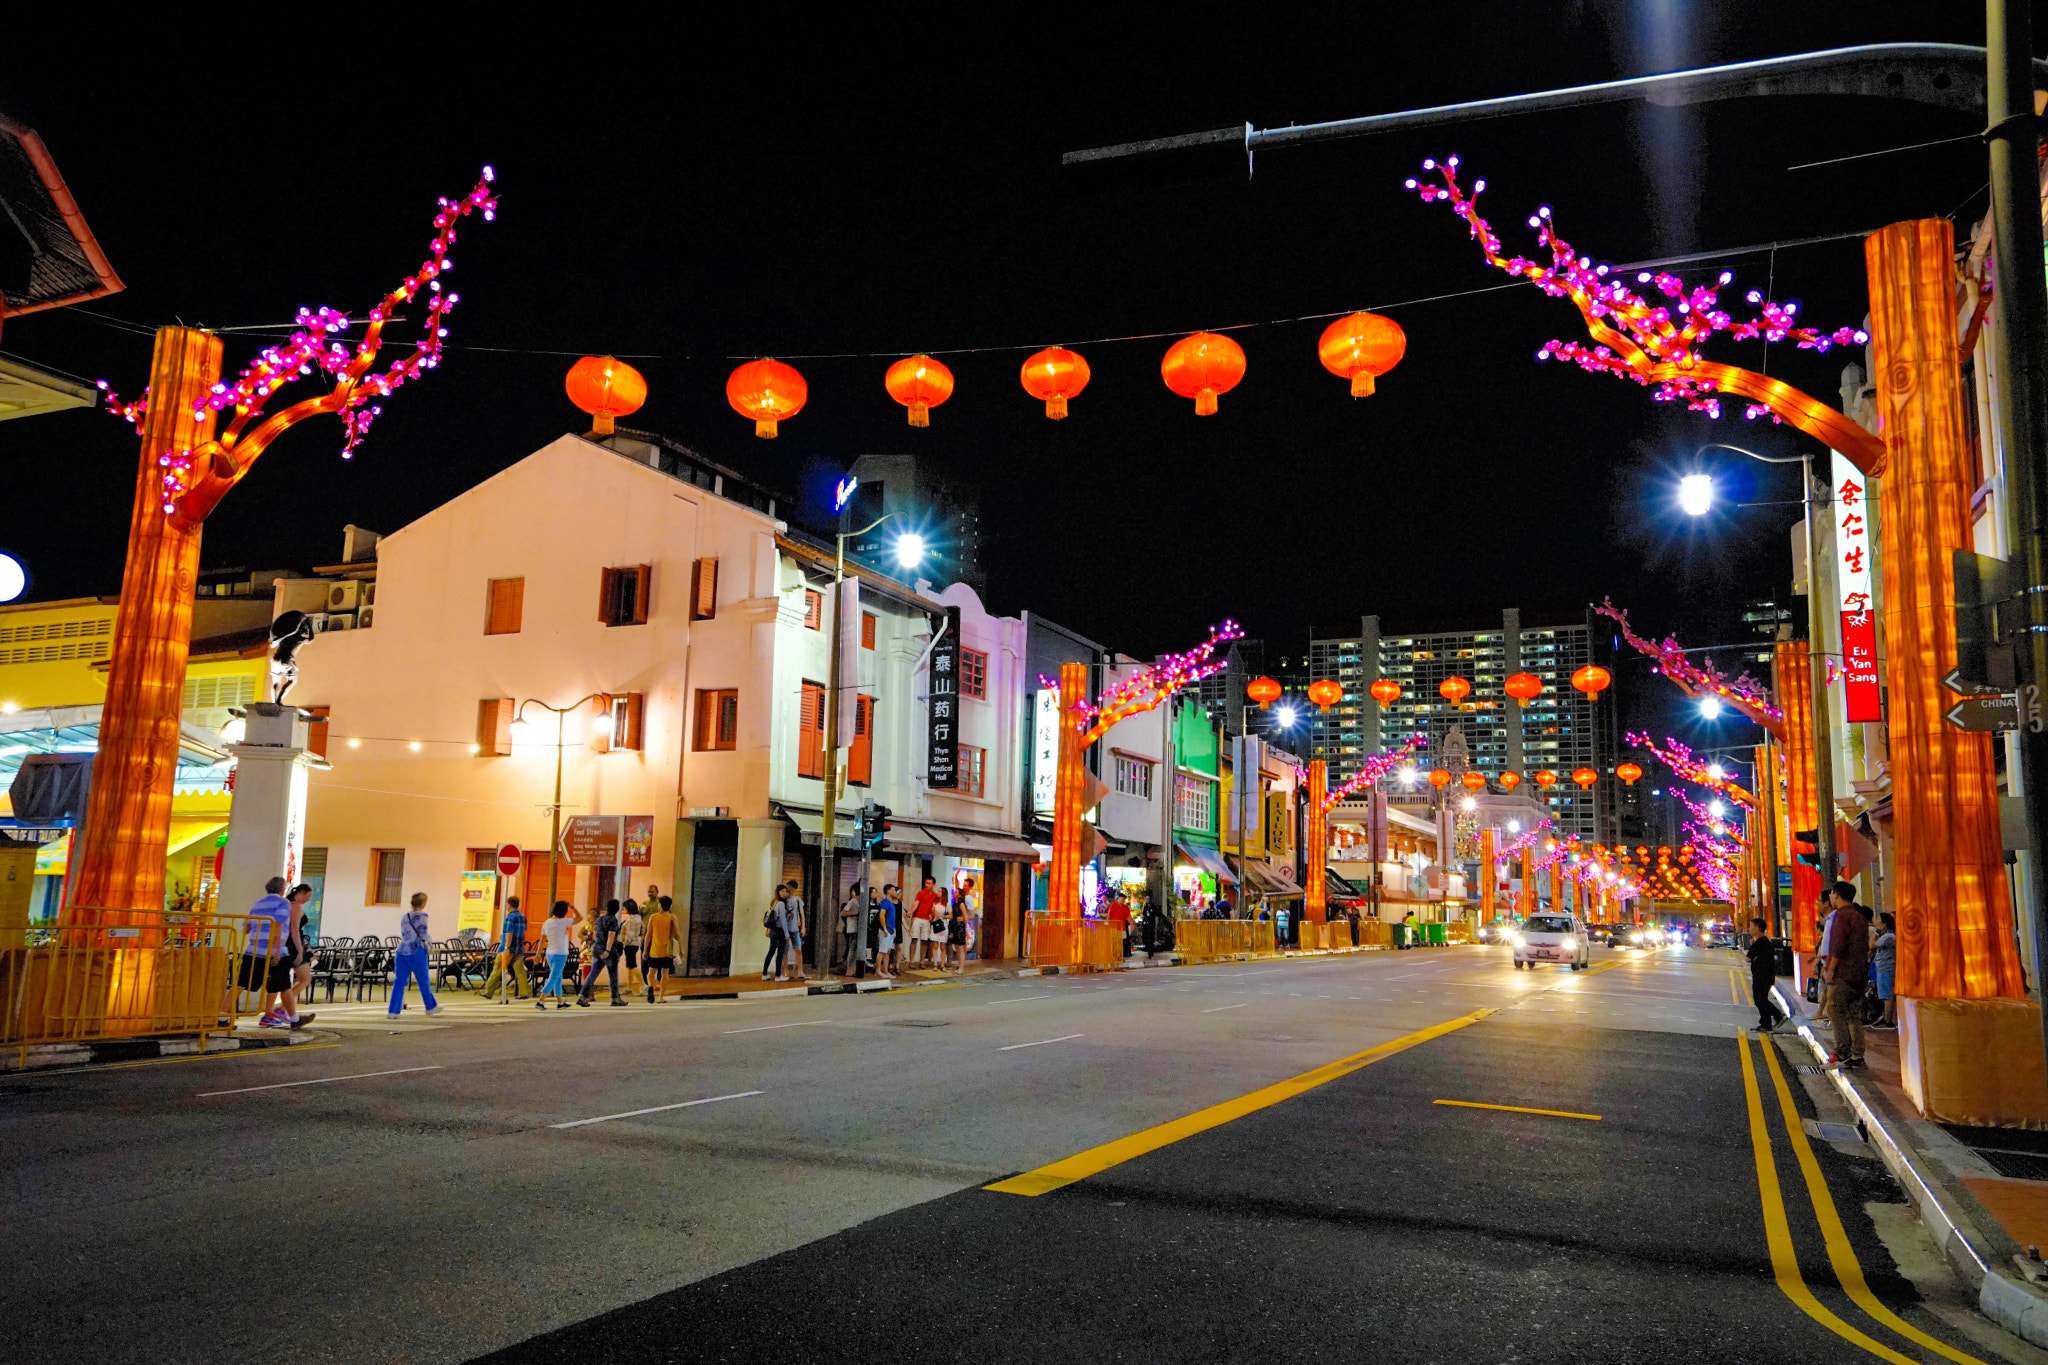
[775,805,861,851]
[1175,841,1235,884]
[34,831,68,876]
[1326,869,1367,900]
[915,823,1040,863]
[166,818,228,859]
[1233,856,1305,898]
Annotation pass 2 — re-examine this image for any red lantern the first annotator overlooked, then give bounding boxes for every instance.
[726,358,808,439]
[1571,664,1612,699]
[1571,767,1599,789]
[1317,311,1407,397]
[1503,672,1542,706]
[1161,331,1246,416]
[1498,771,1521,790]
[1461,771,1487,792]
[885,354,955,427]
[1428,769,1452,789]
[1616,761,1644,786]
[1369,678,1401,706]
[565,356,647,436]
[1246,676,1283,709]
[1307,679,1343,713]
[1534,770,1559,789]
[1439,676,1472,704]
[1021,346,1090,420]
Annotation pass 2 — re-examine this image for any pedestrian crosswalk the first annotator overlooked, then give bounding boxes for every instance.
[291,994,675,1031]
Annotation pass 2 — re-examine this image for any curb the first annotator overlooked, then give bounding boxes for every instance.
[1771,984,2048,1347]
[2,1026,328,1074]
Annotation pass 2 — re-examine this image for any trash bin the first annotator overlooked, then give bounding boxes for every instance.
[1390,922,1409,949]
[1426,923,1447,946]
[1773,941,1794,977]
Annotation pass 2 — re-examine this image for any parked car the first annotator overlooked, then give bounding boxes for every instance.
[1512,913,1590,971]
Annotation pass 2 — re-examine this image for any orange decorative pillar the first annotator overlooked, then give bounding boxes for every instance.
[1479,829,1495,925]
[1773,640,1822,958]
[1868,220,2024,999]
[67,327,223,925]
[1519,857,1535,917]
[1305,760,1328,923]
[1047,662,1090,920]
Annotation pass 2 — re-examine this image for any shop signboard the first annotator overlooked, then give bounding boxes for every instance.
[1032,687,1060,818]
[559,815,656,866]
[1831,452,1881,723]
[458,871,496,933]
[927,605,962,790]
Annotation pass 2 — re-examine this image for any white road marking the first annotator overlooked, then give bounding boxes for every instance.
[551,1091,764,1129]
[999,1033,1086,1051]
[198,1066,442,1098]
[1202,1003,1250,1013]
[979,996,1052,1006]
[723,1020,832,1034]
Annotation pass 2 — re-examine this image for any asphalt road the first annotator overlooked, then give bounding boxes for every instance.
[1,943,2034,1364]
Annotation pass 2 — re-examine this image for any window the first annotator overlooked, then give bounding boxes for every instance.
[958,648,988,700]
[486,578,524,635]
[594,692,644,752]
[694,689,738,751]
[862,611,876,650]
[1175,772,1215,833]
[370,849,406,905]
[305,705,330,759]
[690,557,719,621]
[848,694,875,785]
[803,589,823,630]
[798,680,826,778]
[1113,754,1154,800]
[599,565,651,626]
[476,698,513,756]
[958,743,986,797]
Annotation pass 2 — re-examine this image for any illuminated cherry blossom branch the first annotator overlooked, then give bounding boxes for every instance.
[1491,820,1554,863]
[1047,620,1245,748]
[1407,157,1884,470]
[101,168,500,528]
[1595,600,1783,736]
[1319,732,1429,811]
[1626,732,1757,810]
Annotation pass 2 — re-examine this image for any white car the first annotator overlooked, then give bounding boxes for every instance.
[1512,913,1590,971]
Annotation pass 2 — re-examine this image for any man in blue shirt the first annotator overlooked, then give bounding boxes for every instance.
[577,899,627,1007]
[221,876,294,1027]
[483,896,529,1001]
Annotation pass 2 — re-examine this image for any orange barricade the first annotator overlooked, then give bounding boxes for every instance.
[3,912,250,1059]
[1026,916,1125,971]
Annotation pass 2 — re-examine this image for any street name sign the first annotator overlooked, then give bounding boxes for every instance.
[1945,693,2021,732]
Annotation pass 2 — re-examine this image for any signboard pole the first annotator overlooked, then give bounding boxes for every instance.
[1801,450,1837,886]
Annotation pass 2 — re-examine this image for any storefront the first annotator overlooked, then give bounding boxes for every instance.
[1174,840,1233,915]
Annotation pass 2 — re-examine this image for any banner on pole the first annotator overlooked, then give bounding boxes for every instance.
[1832,451,1881,723]
[458,871,496,933]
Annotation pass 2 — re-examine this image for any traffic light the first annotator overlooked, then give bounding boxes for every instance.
[862,803,892,850]
[1791,828,1819,870]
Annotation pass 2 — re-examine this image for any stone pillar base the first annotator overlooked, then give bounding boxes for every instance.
[1899,996,2048,1127]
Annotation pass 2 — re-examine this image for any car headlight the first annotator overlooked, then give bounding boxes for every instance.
[1560,937,1578,952]
[1509,933,1525,948]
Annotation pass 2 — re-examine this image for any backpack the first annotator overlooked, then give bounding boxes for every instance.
[764,904,780,930]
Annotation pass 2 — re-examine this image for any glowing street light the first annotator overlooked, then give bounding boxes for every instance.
[1698,695,1724,719]
[893,532,927,569]
[1275,703,1301,730]
[1678,474,1714,517]
[1398,765,1418,786]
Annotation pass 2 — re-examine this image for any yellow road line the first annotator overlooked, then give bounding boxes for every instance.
[1737,1031,1917,1364]
[1433,1099,1600,1121]
[1758,1035,1991,1365]
[986,1009,1493,1197]
[1730,970,1746,1006]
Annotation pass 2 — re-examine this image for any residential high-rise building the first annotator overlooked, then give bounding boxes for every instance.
[839,452,984,595]
[1307,609,1614,841]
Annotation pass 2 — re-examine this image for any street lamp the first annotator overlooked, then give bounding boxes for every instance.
[513,692,612,920]
[1698,695,1724,720]
[1686,442,1836,883]
[1678,474,1714,518]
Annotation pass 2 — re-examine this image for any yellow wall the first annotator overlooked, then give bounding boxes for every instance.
[0,598,117,711]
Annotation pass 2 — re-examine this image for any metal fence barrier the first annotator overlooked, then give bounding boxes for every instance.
[1173,920,1279,962]
[3,912,256,1058]
[1026,916,1125,971]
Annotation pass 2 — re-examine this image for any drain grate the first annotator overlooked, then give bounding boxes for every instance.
[1976,1150,2048,1182]
[884,1019,950,1028]
[1793,1064,1830,1074]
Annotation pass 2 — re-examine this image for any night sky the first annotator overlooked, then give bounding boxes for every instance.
[0,4,2019,753]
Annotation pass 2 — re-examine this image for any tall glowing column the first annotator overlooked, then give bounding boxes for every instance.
[1868,219,2024,999]
[1773,640,1822,958]
[1305,760,1328,923]
[1047,661,1090,920]
[1479,829,1495,925]
[67,327,223,924]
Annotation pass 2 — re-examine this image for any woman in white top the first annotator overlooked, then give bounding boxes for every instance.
[537,902,574,1010]
[617,899,646,991]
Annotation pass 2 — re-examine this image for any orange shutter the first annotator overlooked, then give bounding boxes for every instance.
[691,558,718,620]
[476,698,512,756]
[862,612,876,649]
[618,692,645,751]
[848,694,874,785]
[799,682,825,778]
[486,578,524,634]
[632,565,651,624]
[718,691,738,747]
[306,705,331,759]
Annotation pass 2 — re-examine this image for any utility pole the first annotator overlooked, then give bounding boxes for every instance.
[1986,0,2048,1039]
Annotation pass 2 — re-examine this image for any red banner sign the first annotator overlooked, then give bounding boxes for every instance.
[1840,610,1881,723]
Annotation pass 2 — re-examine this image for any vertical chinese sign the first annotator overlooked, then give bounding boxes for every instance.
[1832,452,1881,723]
[928,605,962,789]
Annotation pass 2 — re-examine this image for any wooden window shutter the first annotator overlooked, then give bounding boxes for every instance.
[619,692,645,751]
[694,691,714,751]
[799,682,825,778]
[691,558,718,621]
[718,691,738,747]
[598,568,618,622]
[486,578,524,635]
[306,705,331,759]
[632,565,651,624]
[476,698,513,756]
[848,694,874,785]
[804,589,822,630]
[861,612,876,650]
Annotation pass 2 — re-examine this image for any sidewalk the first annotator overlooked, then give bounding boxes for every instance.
[1775,981,2048,1346]
[3,1022,324,1073]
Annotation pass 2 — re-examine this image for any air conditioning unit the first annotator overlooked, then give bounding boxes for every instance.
[356,605,376,629]
[325,614,355,631]
[361,581,377,607]
[307,613,333,634]
[326,581,360,612]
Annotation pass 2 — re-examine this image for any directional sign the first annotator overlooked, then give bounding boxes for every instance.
[496,843,522,878]
[1946,693,2020,732]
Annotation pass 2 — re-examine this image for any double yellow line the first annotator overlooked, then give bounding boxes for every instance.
[1736,1029,1988,1364]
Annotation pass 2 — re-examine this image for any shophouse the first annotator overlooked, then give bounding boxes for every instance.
[1219,735,1303,921]
[1094,656,1170,911]
[1168,696,1227,913]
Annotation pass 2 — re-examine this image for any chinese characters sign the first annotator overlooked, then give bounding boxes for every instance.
[559,815,655,866]
[928,605,962,789]
[1832,452,1881,723]
[1032,687,1060,817]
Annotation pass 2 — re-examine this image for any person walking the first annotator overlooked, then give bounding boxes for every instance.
[1819,881,1870,1068]
[283,884,318,1030]
[926,890,951,972]
[1871,911,1898,1030]
[617,898,646,993]
[839,884,865,979]
[483,895,530,1001]
[223,875,295,1028]
[643,895,680,1001]
[578,899,627,1007]
[781,885,810,983]
[388,892,444,1019]
[1745,916,1787,1033]
[537,902,573,1010]
[762,884,790,980]
[910,876,940,968]
[946,889,970,972]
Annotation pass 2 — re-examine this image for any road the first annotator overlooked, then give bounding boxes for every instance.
[2,943,2038,1364]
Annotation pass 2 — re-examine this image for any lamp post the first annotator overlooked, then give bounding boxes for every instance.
[512,694,612,921]
[1688,443,1836,889]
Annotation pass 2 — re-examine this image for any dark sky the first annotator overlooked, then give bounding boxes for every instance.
[0,3,2021,755]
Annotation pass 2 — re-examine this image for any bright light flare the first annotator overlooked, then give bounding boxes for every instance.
[894,533,927,568]
[1678,474,1714,517]
[1698,696,1724,719]
[1275,703,1300,730]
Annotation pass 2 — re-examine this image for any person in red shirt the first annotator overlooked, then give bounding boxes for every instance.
[911,877,942,968]
[1109,894,1132,959]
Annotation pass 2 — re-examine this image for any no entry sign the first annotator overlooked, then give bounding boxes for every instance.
[496,843,522,878]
